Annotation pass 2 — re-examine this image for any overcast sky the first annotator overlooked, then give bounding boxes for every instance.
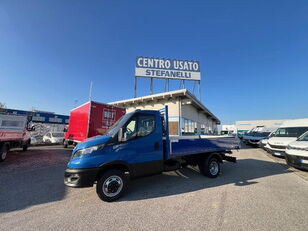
[1,0,307,124]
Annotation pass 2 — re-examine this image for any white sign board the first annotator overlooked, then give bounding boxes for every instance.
[135,57,201,80]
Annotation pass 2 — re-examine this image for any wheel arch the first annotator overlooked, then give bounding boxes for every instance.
[1,142,10,150]
[96,161,131,181]
[208,152,223,163]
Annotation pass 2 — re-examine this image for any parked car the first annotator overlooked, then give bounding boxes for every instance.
[266,119,308,157]
[258,131,276,149]
[285,131,308,171]
[43,132,64,144]
[247,127,277,146]
[242,129,255,144]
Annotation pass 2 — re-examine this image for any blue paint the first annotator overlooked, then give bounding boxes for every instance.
[67,106,238,170]
[4,108,69,124]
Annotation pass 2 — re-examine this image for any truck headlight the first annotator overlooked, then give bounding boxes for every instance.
[286,145,292,150]
[73,144,105,158]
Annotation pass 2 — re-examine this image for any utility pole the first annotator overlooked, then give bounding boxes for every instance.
[89,81,93,101]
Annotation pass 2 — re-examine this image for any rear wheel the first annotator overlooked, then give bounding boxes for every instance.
[63,140,68,148]
[96,169,128,202]
[22,140,30,151]
[22,144,28,151]
[0,144,9,162]
[198,156,220,178]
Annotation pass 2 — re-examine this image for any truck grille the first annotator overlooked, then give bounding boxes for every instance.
[269,144,286,150]
[249,139,259,143]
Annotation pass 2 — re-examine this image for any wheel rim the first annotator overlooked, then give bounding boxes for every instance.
[102,175,123,197]
[209,161,219,176]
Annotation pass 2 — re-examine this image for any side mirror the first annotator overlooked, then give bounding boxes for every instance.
[118,128,127,142]
[27,126,35,131]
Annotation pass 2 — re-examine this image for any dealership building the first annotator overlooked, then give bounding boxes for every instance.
[110,89,220,135]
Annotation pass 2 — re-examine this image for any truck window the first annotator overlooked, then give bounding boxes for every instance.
[123,117,137,140]
[122,114,155,140]
[136,114,155,137]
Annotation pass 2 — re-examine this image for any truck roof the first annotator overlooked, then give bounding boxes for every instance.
[70,101,125,111]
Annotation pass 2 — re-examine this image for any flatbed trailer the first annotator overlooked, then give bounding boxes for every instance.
[64,106,238,202]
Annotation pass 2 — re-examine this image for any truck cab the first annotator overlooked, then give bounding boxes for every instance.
[0,114,33,162]
[65,107,237,202]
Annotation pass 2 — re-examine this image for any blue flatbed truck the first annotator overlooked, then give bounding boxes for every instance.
[64,106,238,202]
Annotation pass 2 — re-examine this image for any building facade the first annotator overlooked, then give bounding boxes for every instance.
[2,108,69,144]
[235,119,287,132]
[110,89,220,135]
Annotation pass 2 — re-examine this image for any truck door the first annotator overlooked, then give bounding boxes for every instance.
[116,112,164,178]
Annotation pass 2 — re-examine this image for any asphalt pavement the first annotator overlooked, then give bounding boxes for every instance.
[1,145,308,231]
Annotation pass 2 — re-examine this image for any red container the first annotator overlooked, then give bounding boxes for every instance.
[64,101,125,145]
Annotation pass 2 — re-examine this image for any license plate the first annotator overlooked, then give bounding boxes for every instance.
[274,152,282,156]
[300,159,308,164]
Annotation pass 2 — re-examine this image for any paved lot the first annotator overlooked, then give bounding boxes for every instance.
[1,146,308,231]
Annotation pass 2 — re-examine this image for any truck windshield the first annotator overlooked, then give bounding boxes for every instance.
[274,127,308,138]
[106,112,134,137]
[297,131,308,141]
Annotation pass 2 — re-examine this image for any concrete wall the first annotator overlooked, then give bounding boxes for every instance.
[125,98,179,117]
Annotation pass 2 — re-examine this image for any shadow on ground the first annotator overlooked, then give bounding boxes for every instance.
[0,147,71,213]
[0,147,292,212]
[120,157,292,202]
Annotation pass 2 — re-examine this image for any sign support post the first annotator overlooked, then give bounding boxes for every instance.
[198,80,201,101]
[150,78,153,95]
[134,76,137,98]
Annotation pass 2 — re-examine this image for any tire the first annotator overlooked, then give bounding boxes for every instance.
[63,140,68,148]
[0,144,9,162]
[22,140,30,151]
[22,144,28,151]
[96,169,128,202]
[198,157,220,178]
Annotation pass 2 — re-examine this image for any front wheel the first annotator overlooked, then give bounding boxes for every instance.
[22,140,30,151]
[198,157,220,178]
[0,144,9,162]
[96,169,128,202]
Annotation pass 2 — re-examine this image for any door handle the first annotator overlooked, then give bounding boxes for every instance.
[154,142,159,150]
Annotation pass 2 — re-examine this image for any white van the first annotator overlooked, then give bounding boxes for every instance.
[285,131,308,170]
[266,119,308,157]
[258,130,276,149]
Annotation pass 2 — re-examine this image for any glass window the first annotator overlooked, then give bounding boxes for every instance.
[297,131,308,141]
[136,114,155,137]
[274,127,308,137]
[52,133,64,137]
[122,114,155,140]
[123,117,137,140]
[1,120,24,127]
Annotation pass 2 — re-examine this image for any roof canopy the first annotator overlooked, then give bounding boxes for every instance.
[109,89,220,124]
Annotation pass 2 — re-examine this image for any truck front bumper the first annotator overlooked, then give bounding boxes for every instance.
[64,168,99,188]
[285,154,308,171]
